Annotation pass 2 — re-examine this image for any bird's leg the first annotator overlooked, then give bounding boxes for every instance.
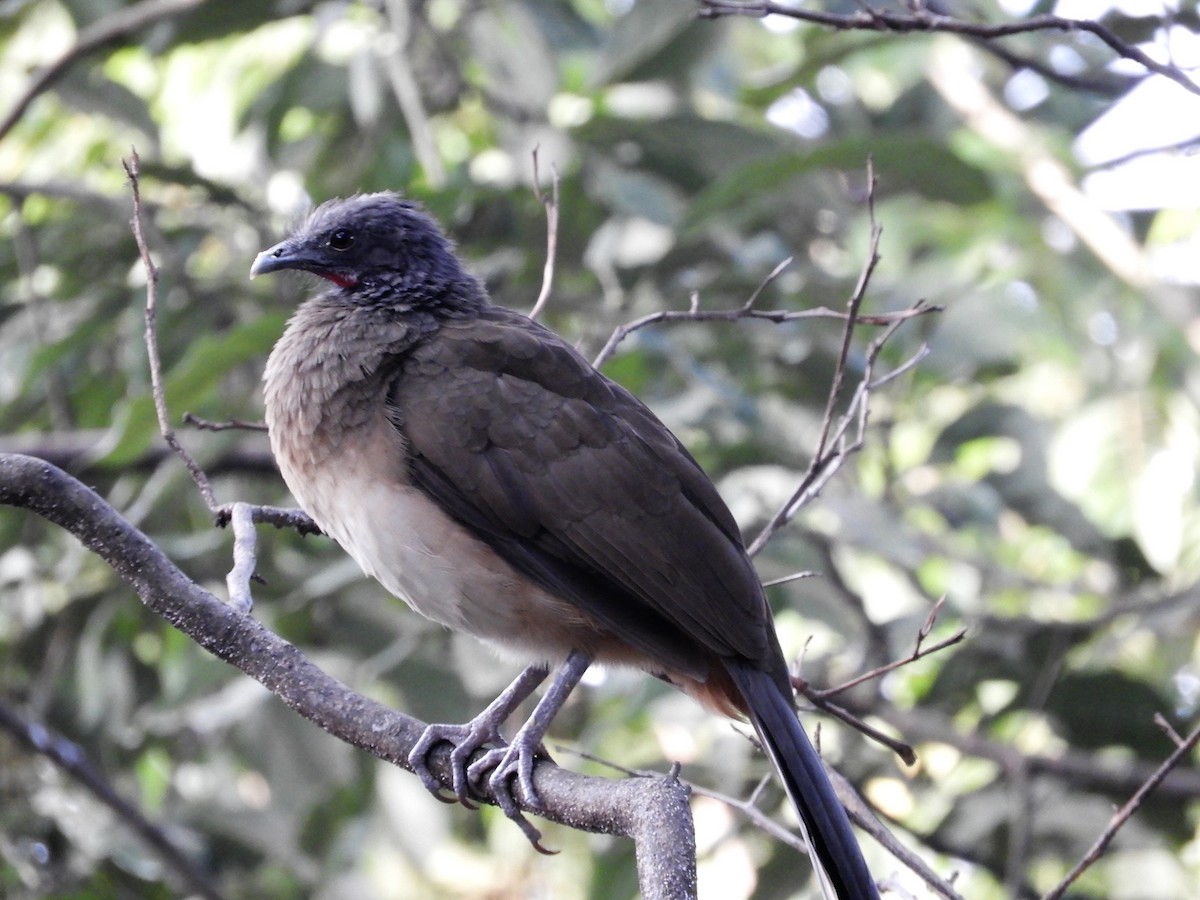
[408,662,549,806]
[468,650,591,837]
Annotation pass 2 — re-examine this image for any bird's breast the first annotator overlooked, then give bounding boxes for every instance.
[268,397,620,664]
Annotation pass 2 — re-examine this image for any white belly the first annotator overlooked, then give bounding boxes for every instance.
[273,427,596,663]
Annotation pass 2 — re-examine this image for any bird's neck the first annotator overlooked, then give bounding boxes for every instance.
[263,296,428,463]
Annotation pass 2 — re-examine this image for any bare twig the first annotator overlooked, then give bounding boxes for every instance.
[762,570,817,588]
[183,412,269,432]
[0,698,225,900]
[741,255,794,311]
[745,166,934,557]
[225,502,257,612]
[695,1,1200,97]
[812,167,882,468]
[1042,720,1200,900]
[124,150,219,510]
[592,302,930,372]
[809,598,968,699]
[528,148,561,321]
[0,0,208,143]
[1154,712,1186,748]
[796,690,917,764]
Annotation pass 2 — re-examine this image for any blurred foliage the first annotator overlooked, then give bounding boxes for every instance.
[1,0,1199,898]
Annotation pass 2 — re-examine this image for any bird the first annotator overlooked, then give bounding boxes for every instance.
[250,192,879,899]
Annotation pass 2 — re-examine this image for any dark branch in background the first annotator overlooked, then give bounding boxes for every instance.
[0,0,209,143]
[966,31,1126,96]
[0,429,276,478]
[866,703,1200,800]
[0,697,225,900]
[696,1,1200,97]
[1087,135,1200,170]
[0,453,699,900]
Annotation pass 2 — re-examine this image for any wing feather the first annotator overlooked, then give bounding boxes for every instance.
[390,307,773,671]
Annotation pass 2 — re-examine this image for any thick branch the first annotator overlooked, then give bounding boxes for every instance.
[0,452,698,900]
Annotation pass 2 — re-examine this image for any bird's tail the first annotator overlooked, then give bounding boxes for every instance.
[725,661,878,900]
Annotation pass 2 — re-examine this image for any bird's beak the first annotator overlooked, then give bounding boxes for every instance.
[250,240,307,279]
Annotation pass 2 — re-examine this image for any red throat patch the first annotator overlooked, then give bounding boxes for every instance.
[317,271,357,288]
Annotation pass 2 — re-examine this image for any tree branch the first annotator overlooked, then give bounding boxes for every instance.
[528,147,561,321]
[696,1,1200,97]
[1042,720,1200,899]
[0,452,700,900]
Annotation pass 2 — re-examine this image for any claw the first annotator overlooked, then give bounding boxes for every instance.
[469,735,552,812]
[470,741,558,854]
[405,653,590,855]
[406,663,550,806]
[409,719,503,804]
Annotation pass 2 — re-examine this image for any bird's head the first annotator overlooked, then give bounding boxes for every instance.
[250,192,479,307]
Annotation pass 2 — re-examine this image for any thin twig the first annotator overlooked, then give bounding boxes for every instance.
[528,148,561,321]
[741,255,794,311]
[813,161,880,467]
[183,412,269,432]
[1042,720,1200,900]
[592,303,930,371]
[124,150,219,510]
[745,163,924,557]
[1154,712,1185,748]
[796,690,917,764]
[809,597,968,699]
[762,570,817,588]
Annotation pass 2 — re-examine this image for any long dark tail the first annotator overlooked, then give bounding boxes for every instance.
[725,661,878,900]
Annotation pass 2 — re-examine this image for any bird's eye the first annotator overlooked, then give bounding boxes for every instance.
[328,229,355,251]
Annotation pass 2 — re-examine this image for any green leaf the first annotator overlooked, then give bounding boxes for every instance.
[98,312,287,467]
[687,134,992,225]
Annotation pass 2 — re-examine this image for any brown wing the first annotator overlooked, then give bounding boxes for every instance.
[388,306,775,676]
